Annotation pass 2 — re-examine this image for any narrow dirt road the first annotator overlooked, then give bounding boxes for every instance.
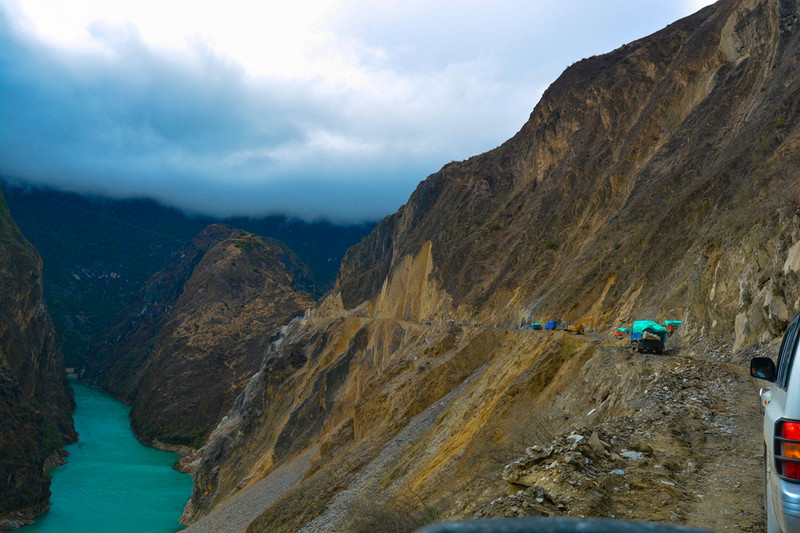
[478,338,768,532]
[680,360,766,531]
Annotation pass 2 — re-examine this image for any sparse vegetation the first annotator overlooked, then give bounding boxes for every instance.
[7,2,799,529]
[751,131,773,161]
[346,492,441,533]
[234,239,254,252]
[41,421,62,457]
[159,429,205,449]
[507,402,561,456]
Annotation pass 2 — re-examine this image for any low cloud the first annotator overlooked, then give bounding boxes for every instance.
[0,1,710,222]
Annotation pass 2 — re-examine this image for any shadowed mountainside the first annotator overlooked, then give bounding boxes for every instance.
[0,185,375,368]
[0,190,75,528]
[87,224,315,448]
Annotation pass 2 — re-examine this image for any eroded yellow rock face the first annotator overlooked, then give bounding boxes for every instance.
[182,0,800,530]
[183,315,590,527]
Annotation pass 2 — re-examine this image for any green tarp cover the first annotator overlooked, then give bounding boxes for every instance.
[664,320,682,327]
[632,320,668,338]
[617,327,630,333]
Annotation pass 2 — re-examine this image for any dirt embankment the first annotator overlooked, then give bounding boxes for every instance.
[473,334,769,532]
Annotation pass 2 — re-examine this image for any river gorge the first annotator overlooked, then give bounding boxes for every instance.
[21,381,192,533]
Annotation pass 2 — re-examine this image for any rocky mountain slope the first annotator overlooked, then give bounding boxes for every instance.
[0,191,75,528]
[328,0,800,341]
[1,185,374,368]
[87,224,315,448]
[147,0,800,531]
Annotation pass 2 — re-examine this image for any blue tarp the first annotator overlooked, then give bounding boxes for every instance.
[631,320,668,341]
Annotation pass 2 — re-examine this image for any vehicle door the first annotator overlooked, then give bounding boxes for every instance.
[764,314,800,527]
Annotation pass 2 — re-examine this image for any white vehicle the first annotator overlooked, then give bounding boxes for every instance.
[751,311,800,533]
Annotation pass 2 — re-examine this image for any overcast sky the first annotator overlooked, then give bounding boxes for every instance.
[0,0,714,222]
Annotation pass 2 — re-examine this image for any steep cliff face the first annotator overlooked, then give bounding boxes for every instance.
[90,224,314,447]
[179,1,800,531]
[331,0,800,341]
[181,317,504,526]
[0,191,75,527]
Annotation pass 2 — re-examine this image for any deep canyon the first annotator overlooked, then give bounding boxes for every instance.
[3,0,800,532]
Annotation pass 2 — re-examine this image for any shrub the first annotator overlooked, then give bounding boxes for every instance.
[41,421,62,457]
[233,239,254,252]
[347,492,440,533]
[161,429,205,449]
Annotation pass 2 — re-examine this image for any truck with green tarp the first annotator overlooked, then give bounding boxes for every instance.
[630,320,668,354]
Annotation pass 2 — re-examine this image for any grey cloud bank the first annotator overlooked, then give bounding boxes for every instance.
[0,11,437,221]
[0,1,709,222]
[0,15,407,221]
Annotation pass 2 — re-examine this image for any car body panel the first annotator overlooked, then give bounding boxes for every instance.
[753,311,800,532]
[777,478,800,531]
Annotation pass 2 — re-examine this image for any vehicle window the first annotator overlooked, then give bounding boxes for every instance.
[777,317,800,388]
[784,342,799,389]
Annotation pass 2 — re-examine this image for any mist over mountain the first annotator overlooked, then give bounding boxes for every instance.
[0,0,711,223]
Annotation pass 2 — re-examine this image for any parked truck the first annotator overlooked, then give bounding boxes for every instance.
[630,320,667,354]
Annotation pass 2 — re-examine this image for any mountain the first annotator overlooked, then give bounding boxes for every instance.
[0,185,375,367]
[86,224,315,448]
[175,1,799,531]
[331,0,799,340]
[0,190,76,528]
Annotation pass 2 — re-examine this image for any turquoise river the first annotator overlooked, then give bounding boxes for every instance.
[22,381,193,533]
